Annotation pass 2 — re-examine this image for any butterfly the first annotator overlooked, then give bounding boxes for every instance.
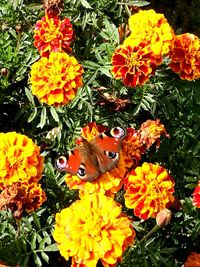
[55,127,126,182]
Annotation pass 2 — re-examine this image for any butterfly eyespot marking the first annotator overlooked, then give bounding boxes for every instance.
[55,156,68,171]
[110,127,126,138]
[105,151,119,160]
[77,164,86,178]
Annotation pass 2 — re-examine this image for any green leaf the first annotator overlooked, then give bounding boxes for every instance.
[31,231,37,250]
[34,253,42,267]
[28,107,37,123]
[50,106,59,122]
[44,243,58,252]
[41,251,49,263]
[37,107,47,128]
[80,0,92,9]
[25,87,35,105]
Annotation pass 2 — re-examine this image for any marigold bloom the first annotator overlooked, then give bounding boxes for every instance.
[0,132,44,190]
[53,193,135,267]
[125,9,174,56]
[30,52,83,106]
[34,14,73,57]
[124,162,175,220]
[192,182,200,208]
[0,181,46,219]
[169,33,200,81]
[111,43,162,87]
[184,252,200,267]
[43,0,64,16]
[121,127,145,169]
[139,119,170,149]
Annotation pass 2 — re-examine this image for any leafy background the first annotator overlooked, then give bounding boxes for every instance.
[0,0,200,266]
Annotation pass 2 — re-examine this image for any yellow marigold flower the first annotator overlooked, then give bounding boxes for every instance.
[184,252,200,267]
[0,181,46,219]
[111,42,162,87]
[65,151,126,198]
[169,33,200,81]
[124,162,175,220]
[139,119,170,149]
[121,127,145,169]
[34,14,73,57]
[53,193,135,267]
[0,132,44,190]
[192,181,200,208]
[125,9,174,56]
[30,52,84,106]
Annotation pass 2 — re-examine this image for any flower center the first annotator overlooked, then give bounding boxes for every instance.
[83,216,102,238]
[126,52,139,68]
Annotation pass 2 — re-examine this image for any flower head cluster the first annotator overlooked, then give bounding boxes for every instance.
[43,0,64,16]
[139,119,170,149]
[169,33,200,81]
[111,42,162,87]
[184,252,200,267]
[30,52,83,106]
[124,162,175,220]
[0,132,44,189]
[192,181,200,208]
[125,9,174,56]
[34,14,73,57]
[0,181,46,219]
[53,193,135,267]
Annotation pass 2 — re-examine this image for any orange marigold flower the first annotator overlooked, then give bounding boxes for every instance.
[0,181,46,219]
[0,132,44,190]
[184,252,200,267]
[124,162,175,220]
[34,14,73,57]
[192,181,200,208]
[121,127,145,169]
[169,33,200,81]
[53,193,135,267]
[125,9,174,56]
[139,119,170,149]
[111,43,162,87]
[75,122,108,145]
[30,52,84,106]
[65,151,126,198]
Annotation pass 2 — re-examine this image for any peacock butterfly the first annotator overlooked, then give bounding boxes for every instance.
[55,127,126,181]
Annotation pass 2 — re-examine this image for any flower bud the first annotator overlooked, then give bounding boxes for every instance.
[156,208,172,227]
[0,68,8,76]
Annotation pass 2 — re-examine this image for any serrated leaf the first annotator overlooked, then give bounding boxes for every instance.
[31,231,37,250]
[41,251,49,263]
[28,107,37,123]
[37,107,47,128]
[39,236,50,249]
[34,253,42,267]
[80,0,92,9]
[44,243,58,252]
[25,87,35,105]
[50,106,59,122]
[82,60,101,70]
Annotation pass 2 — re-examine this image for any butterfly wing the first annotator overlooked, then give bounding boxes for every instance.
[91,127,126,173]
[55,146,101,181]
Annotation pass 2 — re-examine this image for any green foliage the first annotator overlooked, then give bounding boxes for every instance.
[0,0,200,266]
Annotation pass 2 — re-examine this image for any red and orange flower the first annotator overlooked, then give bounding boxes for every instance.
[53,193,135,267]
[184,252,200,267]
[111,42,162,87]
[30,52,84,106]
[139,119,170,149]
[169,33,200,81]
[0,132,44,189]
[34,13,73,57]
[0,181,46,219]
[124,162,175,220]
[192,181,200,208]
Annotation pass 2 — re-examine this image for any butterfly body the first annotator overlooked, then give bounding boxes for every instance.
[55,127,126,181]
